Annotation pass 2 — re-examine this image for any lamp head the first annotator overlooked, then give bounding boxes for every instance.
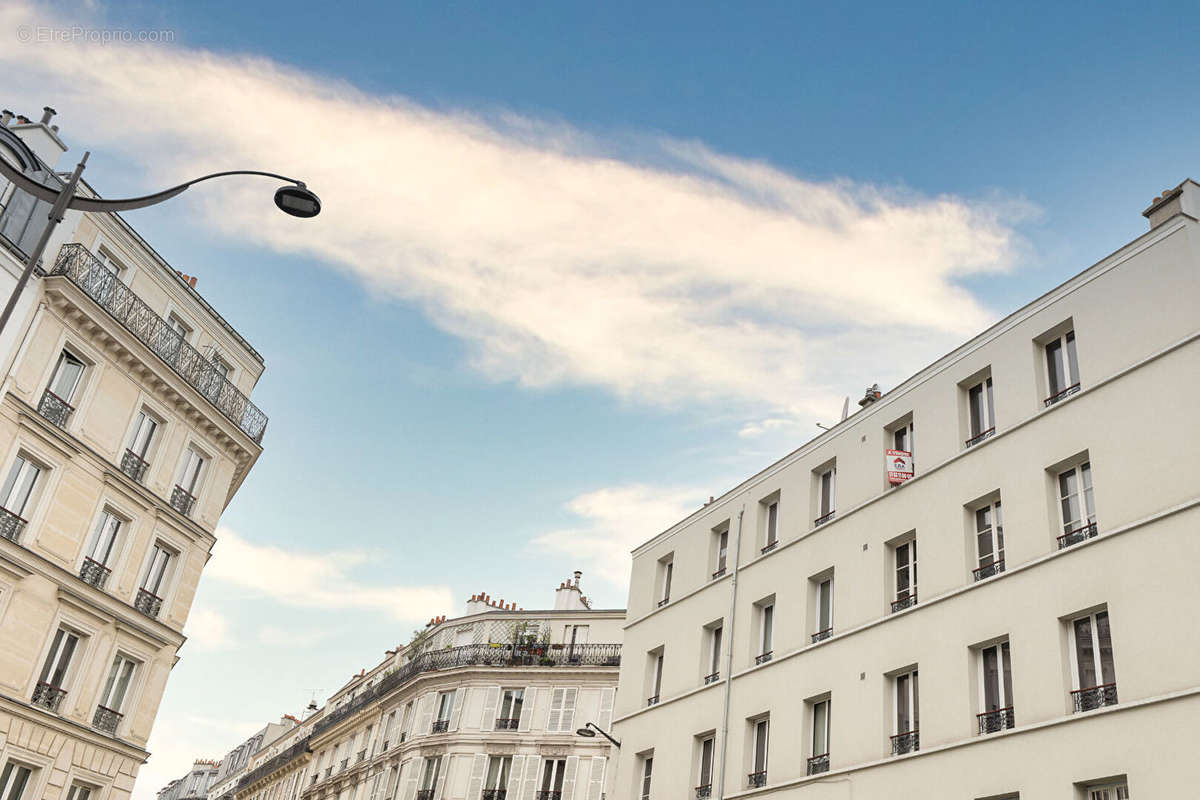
[274,185,321,218]
[575,727,596,738]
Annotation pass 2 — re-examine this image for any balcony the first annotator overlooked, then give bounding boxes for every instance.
[170,484,197,517]
[50,244,269,443]
[747,771,766,789]
[891,592,917,613]
[1072,683,1118,713]
[482,792,507,800]
[657,598,669,608]
[0,505,28,544]
[1057,521,1098,549]
[811,627,833,644]
[890,729,919,755]
[972,559,1004,581]
[535,792,561,800]
[1044,383,1081,407]
[135,587,163,618]
[37,389,74,428]
[813,510,836,527]
[495,718,519,730]
[806,753,829,775]
[32,681,66,712]
[120,449,150,483]
[79,557,112,590]
[93,704,123,735]
[977,706,1015,734]
[646,695,659,707]
[760,541,777,554]
[755,651,773,665]
[416,791,434,800]
[711,567,726,580]
[704,671,720,685]
[431,720,449,733]
[965,427,995,448]
[695,785,711,800]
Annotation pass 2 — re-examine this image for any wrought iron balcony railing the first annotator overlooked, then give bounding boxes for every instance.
[747,771,766,788]
[806,753,829,775]
[811,627,833,643]
[495,717,520,730]
[1071,683,1118,713]
[704,671,720,685]
[813,510,836,527]
[711,567,726,580]
[965,427,995,448]
[135,587,163,618]
[1057,521,1098,549]
[120,449,150,482]
[380,741,389,753]
[0,505,28,544]
[972,559,1005,581]
[324,768,332,779]
[760,540,777,554]
[93,704,123,735]
[32,681,66,712]
[416,791,434,800]
[535,792,561,800]
[50,244,269,443]
[236,737,312,791]
[482,791,507,800]
[1044,383,1081,406]
[357,749,367,762]
[695,785,711,800]
[37,389,74,428]
[891,592,917,613]
[755,651,773,665]
[890,729,919,755]
[977,706,1015,734]
[657,597,669,607]
[340,758,349,771]
[171,484,197,517]
[646,695,659,707]
[79,557,112,590]
[431,720,449,733]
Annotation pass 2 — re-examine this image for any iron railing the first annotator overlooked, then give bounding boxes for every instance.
[135,588,163,618]
[50,244,269,443]
[1072,683,1118,713]
[813,510,836,527]
[32,681,66,712]
[380,741,389,753]
[760,541,777,554]
[1057,522,1098,549]
[120,449,150,482]
[0,505,28,544]
[811,627,833,643]
[171,485,197,517]
[93,704,123,734]
[977,706,1015,734]
[965,427,996,447]
[79,557,112,590]
[312,642,622,735]
[237,737,312,791]
[495,718,519,730]
[695,785,711,800]
[890,730,919,755]
[431,720,449,733]
[416,791,434,800]
[357,749,367,762]
[646,695,659,707]
[891,592,917,613]
[657,598,669,607]
[1044,383,1081,406]
[972,560,1005,581]
[806,754,829,775]
[755,652,773,665]
[704,671,720,685]
[339,759,349,771]
[747,771,766,788]
[37,389,74,428]
[535,792,561,800]
[711,567,726,580]
[482,791,507,800]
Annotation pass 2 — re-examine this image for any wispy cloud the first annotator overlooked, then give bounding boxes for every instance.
[182,607,233,652]
[0,1,1027,426]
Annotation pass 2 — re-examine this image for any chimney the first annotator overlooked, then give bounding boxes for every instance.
[858,383,882,407]
[0,111,12,127]
[40,106,56,125]
[1143,180,1200,230]
[8,106,68,167]
[554,571,591,610]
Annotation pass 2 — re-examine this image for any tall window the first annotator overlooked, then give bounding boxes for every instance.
[432,691,454,732]
[211,353,232,381]
[65,784,93,800]
[978,641,1015,734]
[749,719,768,786]
[706,624,723,681]
[639,756,652,800]
[177,448,205,498]
[95,653,137,732]
[81,511,122,589]
[539,760,566,797]
[401,701,415,739]
[484,757,511,797]
[893,539,917,611]
[815,468,836,525]
[1058,462,1097,547]
[696,737,714,797]
[648,651,664,704]
[136,543,173,618]
[1,454,41,518]
[659,558,673,606]
[419,758,440,796]
[966,376,996,445]
[892,420,914,454]
[1045,330,1080,405]
[497,689,523,729]
[1087,783,1129,800]
[1071,611,1118,712]
[123,410,158,481]
[763,501,779,552]
[892,670,919,754]
[973,500,1005,580]
[48,350,85,404]
[813,577,833,641]
[808,700,830,774]
[167,313,192,341]
[35,628,80,711]
[0,763,32,800]
[757,604,773,662]
[713,528,728,578]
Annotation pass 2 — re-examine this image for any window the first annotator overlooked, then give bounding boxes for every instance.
[696,736,714,797]
[484,757,511,797]
[136,542,173,617]
[639,756,652,800]
[1044,330,1080,405]
[756,603,773,663]
[96,246,125,276]
[813,575,833,642]
[565,624,589,646]
[892,539,917,612]
[763,500,779,552]
[35,627,80,711]
[978,641,1015,734]
[432,691,454,732]
[1070,611,1118,712]
[892,420,914,455]
[80,510,122,589]
[0,454,41,540]
[173,447,205,516]
[892,670,919,754]
[815,467,836,525]
[96,653,137,733]
[401,701,415,740]
[705,623,722,682]
[712,526,728,579]
[539,760,566,798]
[65,784,93,800]
[887,418,916,486]
[167,313,192,342]
[0,764,32,800]
[1086,783,1129,800]
[658,557,673,606]
[547,687,578,732]
[973,500,1004,580]
[749,718,768,786]
[808,699,830,774]
[1058,462,1097,548]
[497,689,523,729]
[648,650,664,705]
[47,350,85,403]
[122,410,159,482]
[211,353,232,381]
[380,710,396,750]
[419,758,440,795]
[966,376,996,446]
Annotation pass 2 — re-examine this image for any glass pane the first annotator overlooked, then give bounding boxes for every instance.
[766,503,777,542]
[1046,339,1064,395]
[1066,331,1079,384]
[820,472,832,514]
[1096,612,1116,685]
[983,646,999,710]
[1001,642,1013,707]
[812,702,827,755]
[754,721,768,770]
[700,739,713,784]
[1074,617,1097,687]
[818,581,831,629]
[985,378,995,427]
[912,671,919,728]
[896,675,910,731]
[712,627,722,671]
[51,353,84,400]
[968,384,983,434]
[761,607,772,652]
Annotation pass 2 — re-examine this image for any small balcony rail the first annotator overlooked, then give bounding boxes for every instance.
[972,559,1005,581]
[380,741,389,753]
[657,597,669,608]
[711,567,726,580]
[704,671,720,685]
[0,505,28,544]
[32,681,67,712]
[760,541,777,554]
[431,719,449,733]
[890,729,919,755]
[1044,383,1081,406]
[535,792,561,800]
[1071,683,1118,713]
[977,706,1015,734]
[170,484,197,517]
[324,768,332,779]
[747,771,766,789]
[646,695,659,707]
[482,791,507,800]
[965,427,995,448]
[37,389,74,428]
[495,718,519,730]
[813,510,836,527]
[50,244,269,443]
[339,758,349,771]
[755,651,773,665]
[79,557,112,590]
[310,776,318,786]
[811,627,833,643]
[120,449,150,482]
[93,704,123,734]
[357,749,367,762]
[695,785,712,800]
[806,753,829,775]
[135,587,163,618]
[891,592,917,613]
[416,791,434,800]
[1057,521,1098,549]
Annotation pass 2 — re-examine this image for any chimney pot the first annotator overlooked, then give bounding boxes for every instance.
[16,116,31,125]
[40,106,56,125]
[0,110,12,127]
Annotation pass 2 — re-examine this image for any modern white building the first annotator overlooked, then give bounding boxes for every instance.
[611,180,1200,798]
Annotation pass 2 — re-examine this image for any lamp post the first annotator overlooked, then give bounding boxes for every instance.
[575,722,621,748]
[0,151,320,337]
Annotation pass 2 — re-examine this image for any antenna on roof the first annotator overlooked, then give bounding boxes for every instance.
[840,396,850,421]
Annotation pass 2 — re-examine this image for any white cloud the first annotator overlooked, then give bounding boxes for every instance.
[206,527,453,623]
[182,607,233,652]
[0,1,1028,425]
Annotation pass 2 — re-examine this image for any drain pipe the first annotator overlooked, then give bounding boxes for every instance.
[715,504,745,800]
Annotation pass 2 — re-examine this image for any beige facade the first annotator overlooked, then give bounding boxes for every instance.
[612,180,1200,798]
[0,112,267,800]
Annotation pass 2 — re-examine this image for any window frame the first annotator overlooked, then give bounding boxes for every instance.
[1044,329,1080,402]
[974,500,1005,577]
[1068,610,1117,693]
[894,669,919,737]
[978,640,1015,714]
[967,376,996,441]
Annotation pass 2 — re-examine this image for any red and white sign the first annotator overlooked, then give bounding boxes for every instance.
[886,449,914,485]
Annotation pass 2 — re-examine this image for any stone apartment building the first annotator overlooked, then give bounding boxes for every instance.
[0,108,269,800]
[611,180,1200,798]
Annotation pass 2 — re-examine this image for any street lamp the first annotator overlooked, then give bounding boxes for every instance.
[0,150,321,336]
[575,722,620,748]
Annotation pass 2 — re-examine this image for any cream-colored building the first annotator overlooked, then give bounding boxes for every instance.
[611,180,1200,799]
[0,109,268,800]
[231,576,622,800]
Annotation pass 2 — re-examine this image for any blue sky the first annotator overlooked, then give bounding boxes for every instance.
[4,0,1200,793]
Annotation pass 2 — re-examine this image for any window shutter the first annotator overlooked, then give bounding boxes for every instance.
[518,687,536,731]
[449,688,466,731]
[596,689,614,732]
[520,757,540,800]
[466,754,487,800]
[546,688,565,732]
[417,693,435,736]
[561,757,579,800]
[585,758,605,800]
[433,759,447,800]
[506,756,525,798]
[559,688,578,732]
[401,761,419,800]
[480,687,500,731]
[385,767,400,800]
